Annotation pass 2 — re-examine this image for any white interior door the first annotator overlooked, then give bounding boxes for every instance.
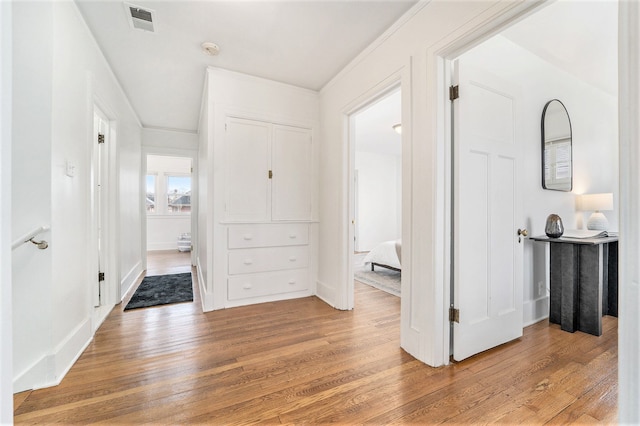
[452,58,524,361]
[93,111,108,307]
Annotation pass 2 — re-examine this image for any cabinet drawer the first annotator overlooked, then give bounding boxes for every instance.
[228,269,309,301]
[228,246,309,275]
[228,224,309,249]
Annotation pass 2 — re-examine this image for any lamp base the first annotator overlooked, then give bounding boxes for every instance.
[587,211,609,231]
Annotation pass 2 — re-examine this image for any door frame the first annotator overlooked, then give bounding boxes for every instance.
[344,77,405,312]
[141,147,198,270]
[90,102,120,331]
[347,83,402,305]
[431,2,552,364]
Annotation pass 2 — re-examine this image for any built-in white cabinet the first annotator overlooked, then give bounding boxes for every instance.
[224,117,312,222]
[226,223,310,302]
[200,68,318,311]
[215,116,315,308]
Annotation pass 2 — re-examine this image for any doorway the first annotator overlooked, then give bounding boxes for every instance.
[91,106,118,329]
[446,0,619,360]
[349,87,402,304]
[144,154,193,273]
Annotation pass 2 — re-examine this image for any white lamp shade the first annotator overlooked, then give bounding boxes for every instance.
[579,193,613,212]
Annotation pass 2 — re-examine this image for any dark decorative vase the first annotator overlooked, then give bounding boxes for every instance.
[545,214,564,238]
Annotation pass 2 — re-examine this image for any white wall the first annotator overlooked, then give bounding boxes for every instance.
[12,1,142,392]
[119,128,143,298]
[11,1,55,392]
[317,0,528,366]
[355,151,401,251]
[1,0,13,420]
[142,127,198,151]
[147,216,191,251]
[460,35,618,325]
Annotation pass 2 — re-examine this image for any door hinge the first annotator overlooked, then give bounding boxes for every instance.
[98,133,105,144]
[98,272,105,282]
[449,85,459,101]
[268,170,273,179]
[449,307,460,323]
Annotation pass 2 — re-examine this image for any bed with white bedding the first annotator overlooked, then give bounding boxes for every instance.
[363,240,401,272]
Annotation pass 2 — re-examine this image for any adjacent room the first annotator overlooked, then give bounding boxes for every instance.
[352,88,402,298]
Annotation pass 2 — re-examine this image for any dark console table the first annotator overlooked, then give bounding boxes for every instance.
[530,235,618,336]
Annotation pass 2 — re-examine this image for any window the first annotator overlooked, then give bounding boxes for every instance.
[145,155,192,215]
[146,174,156,213]
[166,175,191,214]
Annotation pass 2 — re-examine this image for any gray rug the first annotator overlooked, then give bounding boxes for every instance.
[354,253,401,297]
[124,272,193,311]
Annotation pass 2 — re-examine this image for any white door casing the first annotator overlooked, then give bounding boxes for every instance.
[452,59,524,361]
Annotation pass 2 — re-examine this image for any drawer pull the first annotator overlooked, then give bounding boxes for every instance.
[243,259,253,265]
[289,234,297,239]
[243,234,253,240]
[288,279,296,285]
[243,283,252,290]
[289,256,297,262]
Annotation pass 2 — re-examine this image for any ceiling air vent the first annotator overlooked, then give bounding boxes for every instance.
[124,3,155,32]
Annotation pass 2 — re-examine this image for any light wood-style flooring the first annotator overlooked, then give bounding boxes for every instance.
[14,251,617,424]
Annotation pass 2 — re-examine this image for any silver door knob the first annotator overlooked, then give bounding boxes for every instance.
[517,228,528,237]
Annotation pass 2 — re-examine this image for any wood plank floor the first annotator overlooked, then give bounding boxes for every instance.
[14,252,617,424]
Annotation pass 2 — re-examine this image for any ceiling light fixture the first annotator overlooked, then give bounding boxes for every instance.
[201,42,220,56]
[392,124,402,135]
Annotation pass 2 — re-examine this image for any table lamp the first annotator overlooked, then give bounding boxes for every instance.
[579,193,613,230]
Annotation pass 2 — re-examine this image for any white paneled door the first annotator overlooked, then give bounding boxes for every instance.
[452,59,524,361]
[225,118,271,222]
[271,125,312,221]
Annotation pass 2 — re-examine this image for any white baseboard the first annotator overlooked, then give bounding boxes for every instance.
[315,280,338,309]
[120,260,143,301]
[147,242,180,251]
[523,295,550,327]
[13,354,50,393]
[14,318,92,393]
[223,290,313,309]
[197,257,213,312]
[52,319,92,385]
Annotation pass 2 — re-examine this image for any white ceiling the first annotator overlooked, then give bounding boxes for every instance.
[76,0,617,137]
[75,0,418,133]
[353,0,618,158]
[501,0,617,96]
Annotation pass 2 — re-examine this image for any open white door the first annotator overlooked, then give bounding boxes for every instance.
[452,58,524,361]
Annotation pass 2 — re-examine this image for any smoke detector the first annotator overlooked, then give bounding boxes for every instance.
[124,2,156,32]
[201,42,220,56]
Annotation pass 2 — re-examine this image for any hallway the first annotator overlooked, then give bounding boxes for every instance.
[13,249,617,423]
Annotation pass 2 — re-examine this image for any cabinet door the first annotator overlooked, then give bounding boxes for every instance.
[272,125,312,221]
[225,118,271,222]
